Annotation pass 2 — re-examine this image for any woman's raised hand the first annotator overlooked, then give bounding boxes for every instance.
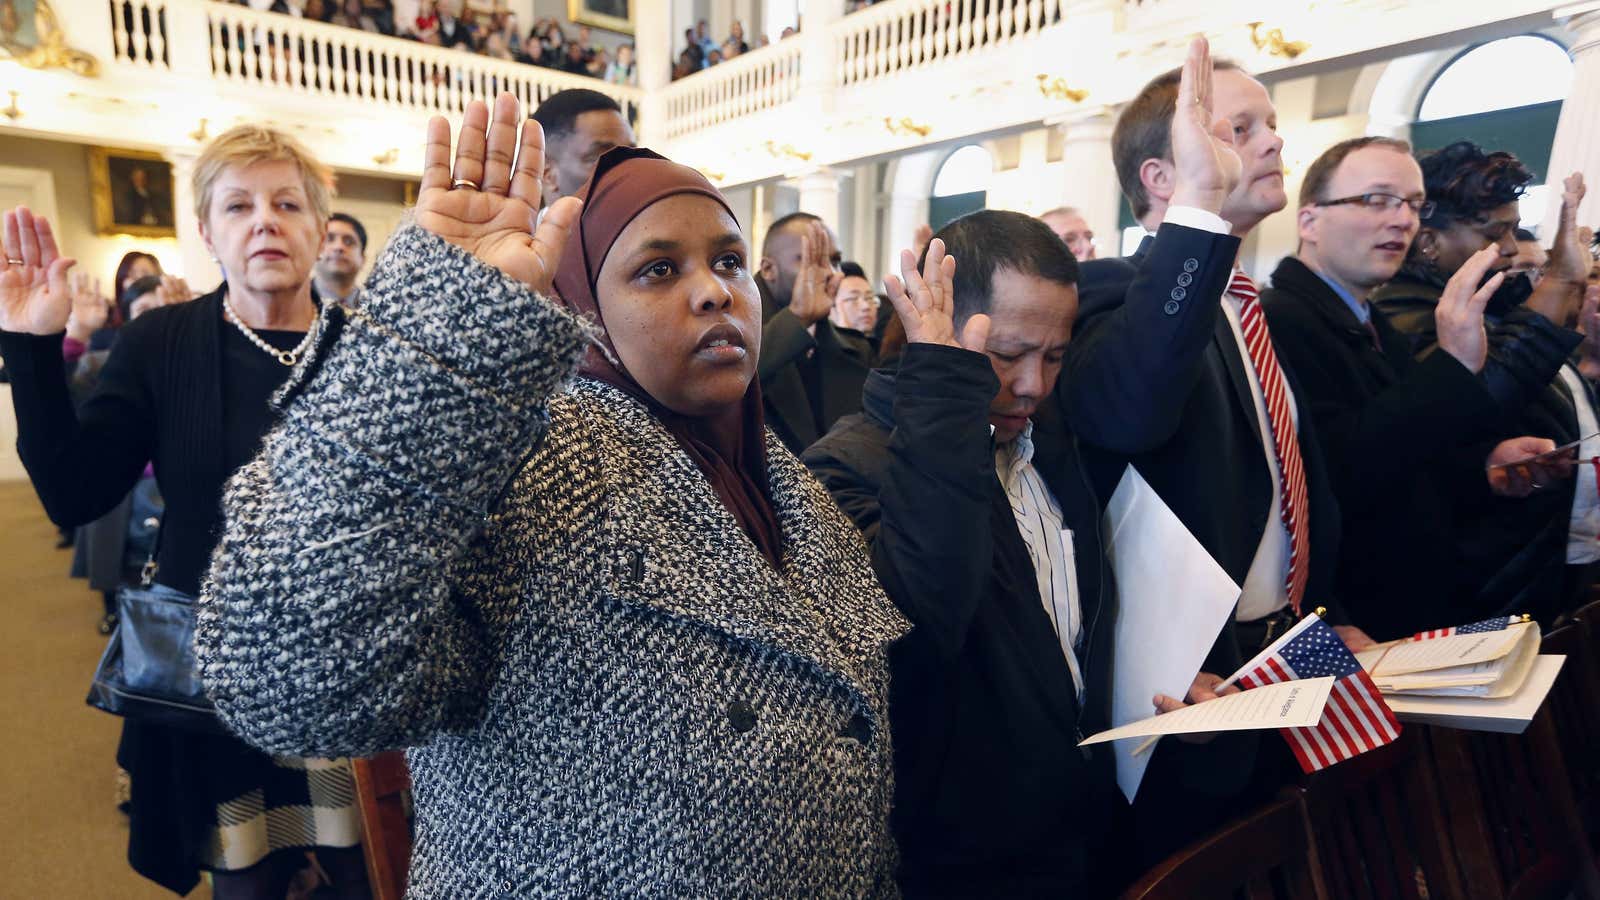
[416,92,581,296]
[882,238,990,353]
[0,207,77,336]
[65,269,109,342]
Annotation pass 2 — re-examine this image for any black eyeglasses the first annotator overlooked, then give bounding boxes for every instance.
[1315,192,1436,219]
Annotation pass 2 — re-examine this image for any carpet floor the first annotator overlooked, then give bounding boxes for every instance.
[0,480,211,899]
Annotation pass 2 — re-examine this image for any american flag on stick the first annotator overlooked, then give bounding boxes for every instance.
[1236,614,1401,774]
[1409,615,1529,642]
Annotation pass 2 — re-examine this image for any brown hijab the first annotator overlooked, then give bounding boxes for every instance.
[552,147,784,568]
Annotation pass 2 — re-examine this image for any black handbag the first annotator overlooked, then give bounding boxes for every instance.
[85,529,225,734]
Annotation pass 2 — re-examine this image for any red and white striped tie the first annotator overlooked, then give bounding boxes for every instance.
[1230,270,1309,615]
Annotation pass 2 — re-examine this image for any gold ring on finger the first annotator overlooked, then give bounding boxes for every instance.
[452,179,480,191]
[5,257,23,265]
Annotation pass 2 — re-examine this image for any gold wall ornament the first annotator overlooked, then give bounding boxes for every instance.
[763,141,812,163]
[1035,75,1089,103]
[883,117,931,138]
[0,0,99,76]
[698,167,725,182]
[189,118,209,143]
[372,147,399,166]
[2,90,19,121]
[1247,22,1309,59]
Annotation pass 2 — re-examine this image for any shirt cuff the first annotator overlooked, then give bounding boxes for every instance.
[1163,206,1233,235]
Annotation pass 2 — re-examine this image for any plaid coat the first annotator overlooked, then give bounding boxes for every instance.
[197,223,908,898]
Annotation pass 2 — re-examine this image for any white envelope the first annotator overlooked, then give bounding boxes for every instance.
[1103,465,1241,803]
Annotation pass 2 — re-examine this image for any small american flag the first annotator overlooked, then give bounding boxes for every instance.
[1409,616,1523,642]
[1238,617,1401,773]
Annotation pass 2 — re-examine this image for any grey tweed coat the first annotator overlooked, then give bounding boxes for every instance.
[195,224,910,898]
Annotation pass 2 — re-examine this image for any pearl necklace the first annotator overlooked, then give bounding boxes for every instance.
[222,294,318,367]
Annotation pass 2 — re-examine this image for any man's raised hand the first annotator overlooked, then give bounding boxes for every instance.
[1169,36,1243,216]
[882,238,989,353]
[787,220,839,325]
[415,92,580,297]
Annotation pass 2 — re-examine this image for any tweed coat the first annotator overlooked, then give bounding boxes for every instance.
[196,223,909,898]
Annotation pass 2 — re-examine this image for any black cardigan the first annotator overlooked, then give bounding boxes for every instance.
[0,286,333,894]
[2,287,296,595]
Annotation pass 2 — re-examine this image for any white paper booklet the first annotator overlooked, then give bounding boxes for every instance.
[1079,676,1334,746]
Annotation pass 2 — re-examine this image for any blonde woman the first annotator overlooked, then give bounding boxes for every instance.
[0,126,367,896]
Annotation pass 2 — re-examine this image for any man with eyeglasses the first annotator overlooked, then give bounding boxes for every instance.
[1260,136,1578,639]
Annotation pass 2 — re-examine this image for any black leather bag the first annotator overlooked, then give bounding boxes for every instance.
[86,545,224,733]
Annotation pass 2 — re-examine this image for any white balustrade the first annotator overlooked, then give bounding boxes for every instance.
[99,0,640,119]
[658,40,804,139]
[834,0,1064,87]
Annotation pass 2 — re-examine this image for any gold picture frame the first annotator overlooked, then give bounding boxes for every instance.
[0,0,99,76]
[567,0,632,36]
[88,147,177,238]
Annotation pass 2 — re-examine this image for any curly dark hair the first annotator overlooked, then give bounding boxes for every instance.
[1416,140,1534,228]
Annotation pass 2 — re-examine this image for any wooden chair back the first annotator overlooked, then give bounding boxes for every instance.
[350,752,413,900]
[1542,625,1600,841]
[1576,597,1600,642]
[1296,727,1463,900]
[1121,794,1328,900]
[1424,710,1590,900]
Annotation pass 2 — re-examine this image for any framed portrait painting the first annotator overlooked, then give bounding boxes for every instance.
[567,0,631,35]
[89,148,177,238]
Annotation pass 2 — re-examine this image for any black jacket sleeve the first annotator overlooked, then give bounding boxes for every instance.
[1482,307,1583,420]
[758,307,816,384]
[0,327,154,526]
[805,344,998,660]
[1061,223,1242,453]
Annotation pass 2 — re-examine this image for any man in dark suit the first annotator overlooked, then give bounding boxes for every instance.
[757,212,872,454]
[804,210,1129,896]
[1058,39,1372,863]
[1259,136,1566,640]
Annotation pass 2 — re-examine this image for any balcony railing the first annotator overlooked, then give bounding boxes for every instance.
[103,0,642,119]
[659,38,804,139]
[836,0,1065,86]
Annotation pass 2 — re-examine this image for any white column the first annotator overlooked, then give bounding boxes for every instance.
[634,1,673,146]
[1056,113,1121,258]
[1542,11,1600,238]
[791,167,843,228]
[796,0,840,115]
[166,150,222,288]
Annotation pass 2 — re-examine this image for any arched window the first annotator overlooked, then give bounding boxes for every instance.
[1411,35,1572,229]
[929,144,991,229]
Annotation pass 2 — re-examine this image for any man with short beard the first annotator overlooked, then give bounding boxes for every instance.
[529,89,636,204]
[756,212,872,454]
[1259,136,1569,641]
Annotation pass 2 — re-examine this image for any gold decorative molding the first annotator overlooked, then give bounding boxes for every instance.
[2,90,19,121]
[883,117,931,138]
[1248,22,1309,59]
[1036,75,1089,103]
[763,141,812,163]
[698,167,726,183]
[1,0,99,76]
[372,147,399,166]
[189,118,209,143]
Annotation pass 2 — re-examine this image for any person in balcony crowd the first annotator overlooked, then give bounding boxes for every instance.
[1058,39,1373,865]
[695,19,717,61]
[705,47,725,67]
[329,0,381,33]
[1258,136,1574,641]
[436,0,472,50]
[560,38,591,74]
[756,212,873,454]
[727,19,750,54]
[0,126,369,898]
[1373,142,1599,624]
[314,211,367,307]
[805,211,1137,896]
[1040,205,1098,261]
[531,88,636,204]
[196,94,906,895]
[606,43,637,85]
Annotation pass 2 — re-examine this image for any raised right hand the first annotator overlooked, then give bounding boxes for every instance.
[65,270,109,342]
[415,92,580,296]
[1168,37,1243,216]
[1,207,77,336]
[786,220,839,325]
[882,238,990,352]
[1435,245,1503,373]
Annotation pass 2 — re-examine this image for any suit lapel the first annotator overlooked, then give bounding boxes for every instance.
[1214,312,1266,446]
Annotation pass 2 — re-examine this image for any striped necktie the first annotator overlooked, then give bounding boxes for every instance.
[1230,270,1309,615]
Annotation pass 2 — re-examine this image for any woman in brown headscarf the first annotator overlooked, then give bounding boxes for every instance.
[198,94,908,896]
